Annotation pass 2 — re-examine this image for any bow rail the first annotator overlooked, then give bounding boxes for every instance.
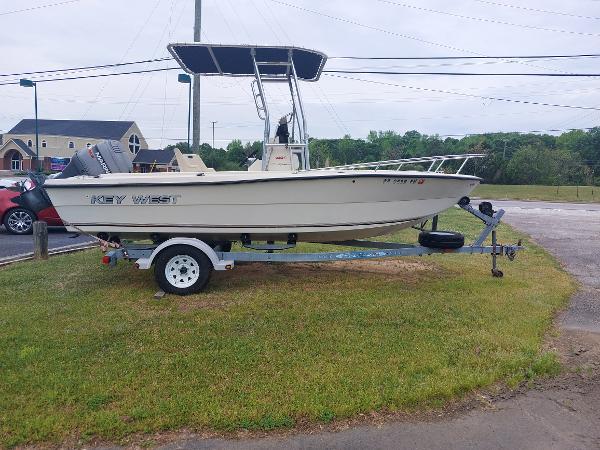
[317,153,486,174]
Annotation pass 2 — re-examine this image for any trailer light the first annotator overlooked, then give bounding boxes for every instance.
[101,255,111,265]
[134,263,140,269]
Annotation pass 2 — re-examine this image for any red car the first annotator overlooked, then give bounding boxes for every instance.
[0,179,62,234]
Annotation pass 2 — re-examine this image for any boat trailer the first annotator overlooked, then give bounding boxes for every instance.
[100,198,522,295]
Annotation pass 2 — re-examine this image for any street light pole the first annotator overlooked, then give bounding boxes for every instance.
[34,82,39,170]
[211,120,217,148]
[20,79,40,171]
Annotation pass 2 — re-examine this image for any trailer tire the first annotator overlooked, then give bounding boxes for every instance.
[154,245,212,295]
[418,230,465,249]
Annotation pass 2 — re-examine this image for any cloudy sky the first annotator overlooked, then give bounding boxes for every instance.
[1,0,600,148]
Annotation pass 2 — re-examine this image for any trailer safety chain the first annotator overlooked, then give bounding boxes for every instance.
[61,220,121,251]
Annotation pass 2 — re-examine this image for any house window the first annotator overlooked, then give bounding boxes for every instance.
[27,139,32,147]
[11,152,22,171]
[41,140,47,148]
[68,141,74,149]
[128,134,141,154]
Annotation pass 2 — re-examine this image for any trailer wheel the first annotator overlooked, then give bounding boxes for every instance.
[154,245,212,295]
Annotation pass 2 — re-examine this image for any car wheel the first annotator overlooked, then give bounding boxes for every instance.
[3,208,36,234]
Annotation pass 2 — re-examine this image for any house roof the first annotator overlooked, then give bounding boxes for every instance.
[8,119,136,140]
[133,149,175,165]
[1,138,36,157]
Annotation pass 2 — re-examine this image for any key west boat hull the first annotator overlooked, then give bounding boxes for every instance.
[44,170,480,242]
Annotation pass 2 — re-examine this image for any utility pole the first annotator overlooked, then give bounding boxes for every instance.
[192,0,202,152]
[211,121,217,148]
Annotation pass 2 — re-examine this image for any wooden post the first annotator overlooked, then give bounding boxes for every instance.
[33,221,48,260]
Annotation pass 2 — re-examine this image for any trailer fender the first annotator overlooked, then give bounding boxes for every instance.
[135,238,234,271]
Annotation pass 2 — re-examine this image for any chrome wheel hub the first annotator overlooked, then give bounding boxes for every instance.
[7,211,33,232]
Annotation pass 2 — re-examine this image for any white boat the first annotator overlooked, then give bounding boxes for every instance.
[44,168,479,242]
[44,44,482,244]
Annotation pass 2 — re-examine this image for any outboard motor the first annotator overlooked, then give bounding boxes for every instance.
[55,140,133,179]
[14,140,132,214]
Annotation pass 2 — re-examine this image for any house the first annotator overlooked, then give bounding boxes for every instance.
[132,149,178,173]
[0,119,148,172]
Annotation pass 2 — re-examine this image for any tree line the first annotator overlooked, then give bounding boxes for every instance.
[168,127,600,185]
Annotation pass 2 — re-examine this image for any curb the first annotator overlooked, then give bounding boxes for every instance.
[0,243,98,267]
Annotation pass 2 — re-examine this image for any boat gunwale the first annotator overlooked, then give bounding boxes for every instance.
[44,171,481,189]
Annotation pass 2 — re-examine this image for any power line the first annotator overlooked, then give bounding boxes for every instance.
[417,126,599,138]
[324,70,600,77]
[265,0,486,55]
[83,0,165,120]
[330,53,600,60]
[5,65,600,88]
[0,67,180,86]
[4,52,599,81]
[150,127,600,142]
[3,64,600,89]
[324,73,600,111]
[120,0,190,120]
[0,0,82,16]
[471,0,600,21]
[264,0,579,75]
[0,57,172,79]
[335,58,600,70]
[376,0,600,37]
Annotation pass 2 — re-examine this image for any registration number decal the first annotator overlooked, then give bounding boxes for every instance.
[382,178,425,185]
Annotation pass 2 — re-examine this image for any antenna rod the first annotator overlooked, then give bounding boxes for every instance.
[192,0,201,152]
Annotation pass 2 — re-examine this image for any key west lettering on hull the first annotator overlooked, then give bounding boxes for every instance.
[90,195,181,205]
[132,195,181,205]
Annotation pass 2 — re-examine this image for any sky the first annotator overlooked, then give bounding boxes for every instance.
[1,0,600,148]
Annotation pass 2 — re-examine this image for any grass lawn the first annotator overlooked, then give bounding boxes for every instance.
[0,208,574,447]
[474,184,600,203]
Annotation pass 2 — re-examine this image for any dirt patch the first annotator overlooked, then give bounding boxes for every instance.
[318,258,435,276]
[175,259,439,312]
[544,328,600,387]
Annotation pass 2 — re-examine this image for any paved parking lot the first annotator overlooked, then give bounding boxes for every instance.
[0,225,95,259]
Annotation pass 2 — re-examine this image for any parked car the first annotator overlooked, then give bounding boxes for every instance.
[0,178,24,188]
[0,178,62,234]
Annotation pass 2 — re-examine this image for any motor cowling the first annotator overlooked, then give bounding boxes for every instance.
[14,140,132,214]
[56,140,132,179]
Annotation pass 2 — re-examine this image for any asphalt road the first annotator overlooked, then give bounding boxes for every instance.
[154,200,600,450]
[0,225,95,259]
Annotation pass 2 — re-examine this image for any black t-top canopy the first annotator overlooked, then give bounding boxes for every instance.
[168,44,327,81]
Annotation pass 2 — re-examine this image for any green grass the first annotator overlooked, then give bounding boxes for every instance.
[474,184,600,203]
[0,208,574,447]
